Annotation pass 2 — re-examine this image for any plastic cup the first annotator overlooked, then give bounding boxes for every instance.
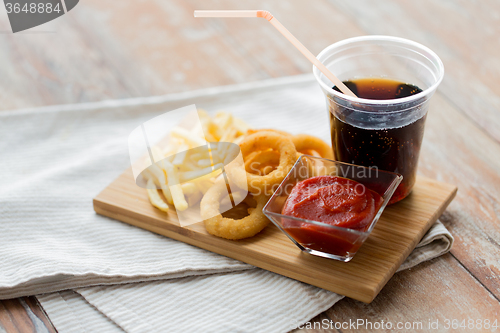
[313,36,444,204]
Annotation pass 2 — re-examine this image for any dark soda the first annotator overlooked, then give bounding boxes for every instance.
[331,78,424,204]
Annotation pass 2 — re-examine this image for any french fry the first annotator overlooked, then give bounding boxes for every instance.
[171,127,206,147]
[207,123,221,141]
[163,160,188,211]
[147,164,174,205]
[150,146,164,163]
[189,151,210,161]
[214,111,233,130]
[220,127,237,142]
[171,143,190,166]
[195,179,214,194]
[232,135,245,145]
[210,148,225,165]
[179,163,223,182]
[144,110,251,213]
[197,158,214,167]
[181,159,199,172]
[181,182,197,195]
[146,179,169,213]
[186,189,203,206]
[223,143,240,164]
[233,117,250,135]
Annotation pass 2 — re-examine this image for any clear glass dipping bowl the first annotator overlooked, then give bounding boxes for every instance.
[263,155,402,262]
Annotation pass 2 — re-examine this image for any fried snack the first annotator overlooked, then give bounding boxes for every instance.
[292,134,334,159]
[143,110,250,213]
[146,179,170,213]
[247,130,332,159]
[201,180,270,240]
[144,164,173,204]
[260,165,275,175]
[239,131,297,196]
[163,160,188,211]
[244,149,280,175]
[246,128,292,137]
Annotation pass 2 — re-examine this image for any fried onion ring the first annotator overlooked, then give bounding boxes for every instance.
[244,149,280,175]
[292,134,334,159]
[246,128,292,137]
[201,180,270,240]
[239,131,297,195]
[260,165,275,175]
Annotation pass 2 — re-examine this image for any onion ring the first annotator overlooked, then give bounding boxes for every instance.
[260,165,275,175]
[292,134,334,159]
[201,180,270,240]
[246,128,292,137]
[244,150,280,175]
[239,131,297,195]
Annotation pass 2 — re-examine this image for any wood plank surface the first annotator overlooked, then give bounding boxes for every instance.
[0,297,55,333]
[1,0,499,331]
[296,255,500,333]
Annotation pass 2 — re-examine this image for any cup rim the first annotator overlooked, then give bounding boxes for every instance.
[313,35,445,107]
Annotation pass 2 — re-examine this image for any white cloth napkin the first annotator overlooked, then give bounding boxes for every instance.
[0,98,251,300]
[0,74,453,332]
[37,222,453,333]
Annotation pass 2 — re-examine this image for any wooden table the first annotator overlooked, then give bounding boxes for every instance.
[1,0,499,331]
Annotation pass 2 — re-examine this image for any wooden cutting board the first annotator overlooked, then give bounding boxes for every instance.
[93,168,457,303]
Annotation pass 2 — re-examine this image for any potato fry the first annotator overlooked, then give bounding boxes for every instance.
[195,179,214,194]
[207,124,222,141]
[147,164,173,204]
[151,146,164,163]
[222,143,240,164]
[232,135,245,145]
[163,160,188,211]
[197,158,215,167]
[143,110,252,214]
[189,151,210,161]
[214,111,233,130]
[186,189,203,206]
[146,179,169,213]
[171,144,190,166]
[180,163,223,182]
[210,149,226,165]
[181,182,198,195]
[220,127,237,142]
[233,118,250,135]
[171,127,205,147]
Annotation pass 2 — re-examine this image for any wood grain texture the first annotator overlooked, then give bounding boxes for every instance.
[328,0,500,143]
[0,0,499,331]
[0,297,55,333]
[325,255,500,333]
[93,169,456,303]
[418,93,500,300]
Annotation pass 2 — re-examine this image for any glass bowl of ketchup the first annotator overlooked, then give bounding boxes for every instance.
[263,155,402,262]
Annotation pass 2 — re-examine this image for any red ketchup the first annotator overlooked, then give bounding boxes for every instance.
[281,176,383,257]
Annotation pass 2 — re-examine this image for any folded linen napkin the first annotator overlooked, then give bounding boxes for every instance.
[0,97,251,300]
[0,74,453,332]
[37,221,453,333]
[0,74,340,300]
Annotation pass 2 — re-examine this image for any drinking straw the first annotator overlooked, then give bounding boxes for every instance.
[194,10,357,97]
